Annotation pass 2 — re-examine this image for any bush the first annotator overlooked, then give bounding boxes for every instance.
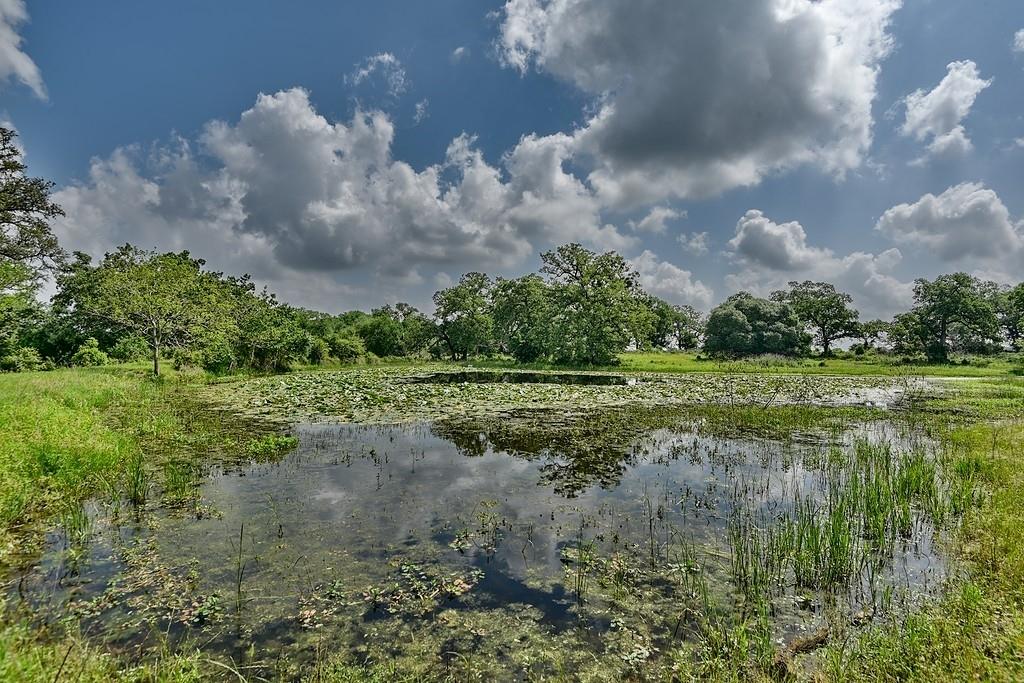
[328,334,366,363]
[70,338,108,367]
[308,336,330,365]
[0,347,43,372]
[108,335,150,362]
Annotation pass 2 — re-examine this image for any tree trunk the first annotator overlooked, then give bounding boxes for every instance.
[152,338,160,376]
[822,338,831,357]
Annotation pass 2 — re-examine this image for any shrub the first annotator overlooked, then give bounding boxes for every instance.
[328,334,366,363]
[70,338,108,367]
[0,347,43,372]
[308,336,330,365]
[108,335,150,363]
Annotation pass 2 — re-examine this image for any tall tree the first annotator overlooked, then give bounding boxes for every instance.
[0,128,65,359]
[75,246,232,375]
[911,273,1000,362]
[855,319,889,351]
[993,283,1024,350]
[433,272,494,360]
[492,274,554,362]
[540,244,653,365]
[0,128,65,273]
[770,281,858,356]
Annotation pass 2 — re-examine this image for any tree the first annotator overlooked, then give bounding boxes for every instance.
[644,297,702,350]
[0,128,65,274]
[855,319,889,351]
[911,273,1000,362]
[433,272,494,360]
[75,246,232,375]
[540,244,653,365]
[770,281,858,356]
[0,128,65,361]
[703,292,809,357]
[993,283,1024,350]
[492,274,554,362]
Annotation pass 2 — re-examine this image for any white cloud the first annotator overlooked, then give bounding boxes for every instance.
[1014,29,1024,54]
[678,232,710,256]
[875,182,1024,264]
[498,0,899,207]
[450,46,469,62]
[729,210,832,271]
[52,88,631,309]
[901,60,991,162]
[628,206,683,234]
[0,0,44,99]
[630,250,713,310]
[346,52,408,97]
[726,209,913,319]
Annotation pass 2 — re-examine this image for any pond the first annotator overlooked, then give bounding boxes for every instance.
[8,405,950,679]
[401,371,641,386]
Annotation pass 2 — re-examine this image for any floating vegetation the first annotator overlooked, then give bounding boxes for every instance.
[245,432,299,458]
[208,365,923,424]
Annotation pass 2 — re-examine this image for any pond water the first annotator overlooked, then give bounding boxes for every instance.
[8,409,949,678]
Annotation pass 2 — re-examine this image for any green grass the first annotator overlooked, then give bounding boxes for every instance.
[616,350,1021,377]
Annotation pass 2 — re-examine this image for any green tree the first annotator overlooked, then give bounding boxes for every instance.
[433,272,494,360]
[492,274,554,362]
[0,128,65,274]
[0,128,65,362]
[855,319,889,352]
[911,273,1000,362]
[770,281,858,356]
[993,283,1024,350]
[75,246,232,375]
[540,244,653,365]
[644,297,702,350]
[703,292,809,357]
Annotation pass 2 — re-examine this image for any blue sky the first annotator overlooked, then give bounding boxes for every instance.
[2,0,1022,318]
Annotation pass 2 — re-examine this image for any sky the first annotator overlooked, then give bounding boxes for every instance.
[2,0,1023,319]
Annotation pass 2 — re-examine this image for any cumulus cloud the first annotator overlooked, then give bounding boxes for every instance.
[875,182,1024,264]
[901,61,991,162]
[630,250,713,310]
[726,209,913,319]
[346,52,408,97]
[450,46,469,62]
[628,206,684,234]
[52,88,632,308]
[1014,29,1024,54]
[0,0,44,98]
[729,210,832,272]
[498,0,899,206]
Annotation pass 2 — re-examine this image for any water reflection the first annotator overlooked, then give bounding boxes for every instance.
[6,409,947,674]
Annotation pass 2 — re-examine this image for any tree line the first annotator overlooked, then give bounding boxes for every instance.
[2,127,1022,374]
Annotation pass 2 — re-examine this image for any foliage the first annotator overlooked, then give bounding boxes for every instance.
[108,334,150,363]
[357,304,432,358]
[0,128,65,275]
[541,243,653,365]
[69,337,108,367]
[0,346,42,372]
[704,292,809,357]
[433,272,494,360]
[71,246,234,375]
[327,332,366,363]
[771,280,859,356]
[644,297,702,349]
[491,274,554,362]
[911,273,1000,362]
